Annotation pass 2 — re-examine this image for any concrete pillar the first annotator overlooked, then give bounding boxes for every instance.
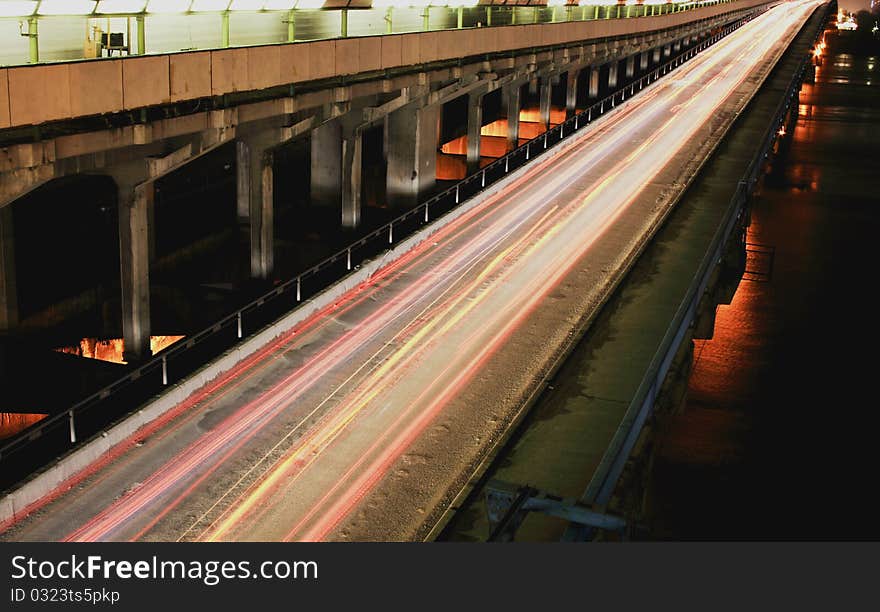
[565,70,578,116]
[503,84,521,151]
[626,55,635,78]
[0,205,18,333]
[674,40,681,53]
[466,91,484,173]
[640,51,649,70]
[249,149,274,280]
[236,140,250,222]
[528,78,538,96]
[386,103,439,208]
[341,126,362,229]
[310,119,362,229]
[663,44,671,58]
[238,137,275,279]
[653,48,661,63]
[118,182,152,363]
[608,62,618,89]
[589,67,600,98]
[539,78,552,128]
[311,120,343,211]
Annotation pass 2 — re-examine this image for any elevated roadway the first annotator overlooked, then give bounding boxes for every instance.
[1,0,818,541]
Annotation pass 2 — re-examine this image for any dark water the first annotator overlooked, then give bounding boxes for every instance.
[650,48,880,540]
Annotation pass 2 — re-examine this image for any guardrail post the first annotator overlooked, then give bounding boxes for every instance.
[296,277,301,302]
[544,133,548,149]
[347,248,352,270]
[526,143,530,160]
[424,202,429,223]
[560,123,565,139]
[237,312,242,338]
[481,169,486,187]
[574,115,578,130]
[69,410,76,444]
[600,101,604,113]
[455,185,460,203]
[389,223,394,244]
[162,355,168,386]
[505,156,509,173]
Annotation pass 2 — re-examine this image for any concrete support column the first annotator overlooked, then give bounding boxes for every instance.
[118,182,152,363]
[341,126,362,229]
[608,62,618,89]
[539,77,552,128]
[503,84,521,151]
[640,51,649,70]
[466,91,484,173]
[386,103,439,208]
[0,206,18,333]
[565,69,579,116]
[237,137,275,279]
[663,44,671,58]
[653,47,661,63]
[311,120,343,211]
[588,67,600,98]
[626,55,635,78]
[235,140,250,222]
[310,119,362,229]
[674,40,681,52]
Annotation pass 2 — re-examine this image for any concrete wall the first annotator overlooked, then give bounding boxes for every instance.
[0,0,770,129]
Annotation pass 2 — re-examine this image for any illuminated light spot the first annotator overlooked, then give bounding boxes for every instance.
[55,335,185,364]
[0,413,47,440]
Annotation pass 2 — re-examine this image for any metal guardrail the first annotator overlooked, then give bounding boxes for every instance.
[565,1,829,541]
[0,9,756,487]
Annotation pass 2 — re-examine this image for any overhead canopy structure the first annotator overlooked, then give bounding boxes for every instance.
[0,0,664,16]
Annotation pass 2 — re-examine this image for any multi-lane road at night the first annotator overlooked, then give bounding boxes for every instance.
[1,0,819,542]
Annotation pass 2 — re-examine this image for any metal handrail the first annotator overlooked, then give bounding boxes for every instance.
[0,11,753,473]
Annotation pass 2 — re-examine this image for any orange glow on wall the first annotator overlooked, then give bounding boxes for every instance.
[518,107,566,125]
[518,121,548,140]
[55,335,185,364]
[0,413,47,440]
[440,135,468,155]
[479,135,509,158]
[480,119,509,137]
[436,154,467,180]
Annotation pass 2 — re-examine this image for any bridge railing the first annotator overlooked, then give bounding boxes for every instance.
[0,12,751,491]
